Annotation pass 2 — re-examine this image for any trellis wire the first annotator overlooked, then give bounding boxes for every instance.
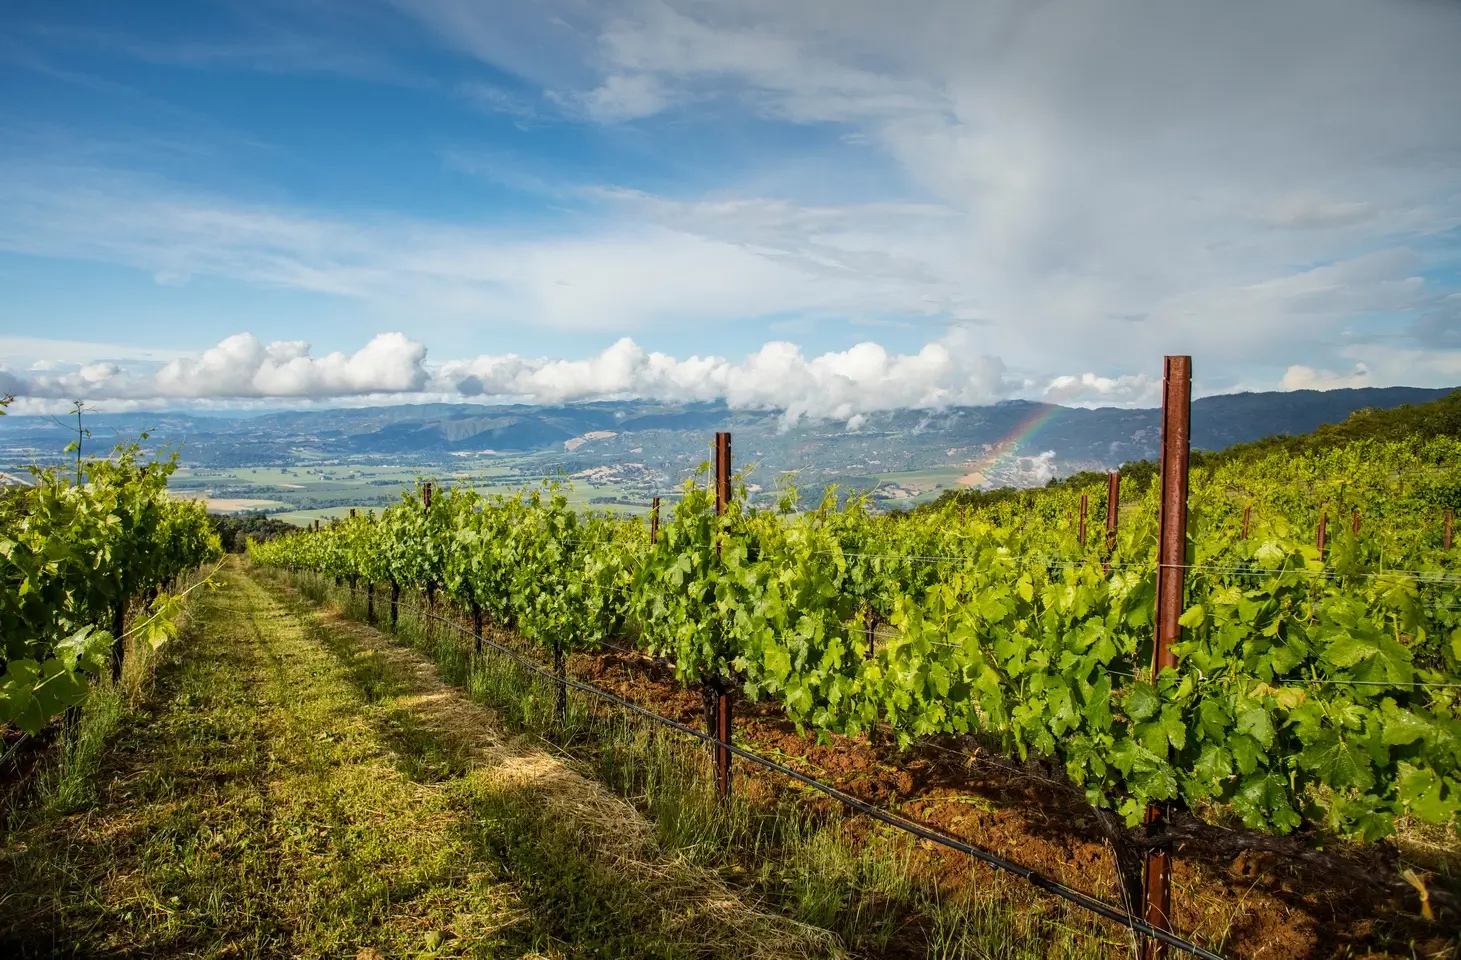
[377,590,1225,960]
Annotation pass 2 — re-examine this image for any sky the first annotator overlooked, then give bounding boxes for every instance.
[1,0,1460,420]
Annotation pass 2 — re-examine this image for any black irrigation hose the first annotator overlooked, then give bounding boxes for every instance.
[373,590,1225,960]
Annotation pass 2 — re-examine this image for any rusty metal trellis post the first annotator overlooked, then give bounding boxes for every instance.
[1079,493,1088,546]
[1104,471,1120,574]
[713,431,734,800]
[422,482,436,608]
[1447,510,1454,551]
[1143,355,1191,960]
[470,600,483,656]
[1316,503,1328,561]
[1242,504,1251,541]
[347,510,360,596]
[650,495,661,543]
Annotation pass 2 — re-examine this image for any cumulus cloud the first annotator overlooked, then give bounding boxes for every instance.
[154,333,427,397]
[6,333,429,401]
[1024,451,1059,487]
[5,329,1015,420]
[436,329,1014,423]
[1042,372,1157,407]
[1279,363,1371,391]
[7,329,1458,418]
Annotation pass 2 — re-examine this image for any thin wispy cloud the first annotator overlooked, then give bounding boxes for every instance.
[0,0,1458,404]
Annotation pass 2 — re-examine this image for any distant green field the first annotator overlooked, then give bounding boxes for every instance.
[271,507,354,526]
[182,460,660,524]
[866,467,970,505]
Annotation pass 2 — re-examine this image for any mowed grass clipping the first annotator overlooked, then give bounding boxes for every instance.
[0,564,838,960]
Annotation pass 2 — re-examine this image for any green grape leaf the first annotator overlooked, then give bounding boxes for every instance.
[1124,682,1160,722]
[1235,701,1276,749]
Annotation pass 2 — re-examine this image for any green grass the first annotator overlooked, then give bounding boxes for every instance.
[272,506,363,525]
[288,570,1128,960]
[2,564,852,960]
[2,570,541,959]
[171,455,668,526]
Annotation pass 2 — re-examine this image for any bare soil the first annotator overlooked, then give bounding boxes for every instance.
[564,641,1459,960]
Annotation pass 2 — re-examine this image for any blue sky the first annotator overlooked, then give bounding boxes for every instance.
[2,0,1460,418]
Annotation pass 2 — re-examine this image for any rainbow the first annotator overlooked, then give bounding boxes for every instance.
[958,402,1066,487]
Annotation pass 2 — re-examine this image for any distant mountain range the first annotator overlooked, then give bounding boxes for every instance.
[2,385,1455,493]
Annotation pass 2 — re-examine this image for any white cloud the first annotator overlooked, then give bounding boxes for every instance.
[5,328,1016,420]
[7,333,429,401]
[1024,451,1059,487]
[153,332,428,397]
[1042,372,1157,407]
[459,82,540,118]
[439,328,1014,423]
[0,168,891,333]
[0,335,192,365]
[571,73,671,120]
[7,329,1456,419]
[1258,193,1376,230]
[1290,345,1461,391]
[1279,363,1371,391]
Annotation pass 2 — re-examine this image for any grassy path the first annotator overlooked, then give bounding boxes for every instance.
[0,563,833,960]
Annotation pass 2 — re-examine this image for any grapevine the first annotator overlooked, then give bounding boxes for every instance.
[251,436,1461,843]
[1,422,223,734]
